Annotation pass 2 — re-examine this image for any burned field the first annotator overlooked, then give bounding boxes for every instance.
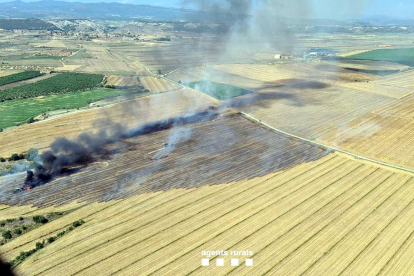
[0,112,329,207]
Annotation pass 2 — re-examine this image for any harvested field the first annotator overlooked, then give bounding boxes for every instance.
[373,69,414,89]
[0,113,329,207]
[54,64,82,72]
[169,65,395,139]
[106,75,140,87]
[210,63,410,98]
[70,45,146,74]
[322,94,414,169]
[3,154,414,276]
[35,40,68,48]
[0,89,218,157]
[139,76,180,93]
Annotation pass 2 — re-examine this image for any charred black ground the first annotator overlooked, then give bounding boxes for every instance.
[23,108,219,189]
[1,113,331,207]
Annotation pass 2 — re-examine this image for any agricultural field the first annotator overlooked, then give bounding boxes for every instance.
[2,17,414,276]
[65,45,146,75]
[347,48,414,67]
[322,94,414,170]
[0,71,42,87]
[0,111,329,206]
[105,75,140,88]
[0,88,125,129]
[372,68,414,89]
[1,153,414,276]
[0,89,218,157]
[187,80,251,100]
[139,76,180,93]
[0,73,104,101]
[169,64,396,140]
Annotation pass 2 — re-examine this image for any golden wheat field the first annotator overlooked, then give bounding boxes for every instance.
[139,76,180,93]
[105,75,141,87]
[1,153,414,276]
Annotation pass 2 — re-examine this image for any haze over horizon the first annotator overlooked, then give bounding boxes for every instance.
[0,0,413,20]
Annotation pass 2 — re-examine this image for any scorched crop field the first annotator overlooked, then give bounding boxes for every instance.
[1,8,414,276]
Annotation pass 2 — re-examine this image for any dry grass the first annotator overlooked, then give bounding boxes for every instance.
[139,76,180,93]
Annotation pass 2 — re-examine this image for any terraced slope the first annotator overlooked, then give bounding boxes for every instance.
[3,154,414,276]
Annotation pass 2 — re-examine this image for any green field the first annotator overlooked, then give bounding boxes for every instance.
[0,88,124,129]
[187,80,251,100]
[0,73,104,101]
[347,48,414,67]
[0,71,43,86]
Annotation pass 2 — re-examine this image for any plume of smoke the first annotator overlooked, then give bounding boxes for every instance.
[26,108,218,186]
[152,127,193,159]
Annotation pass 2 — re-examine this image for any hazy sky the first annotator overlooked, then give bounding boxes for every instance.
[1,0,413,20]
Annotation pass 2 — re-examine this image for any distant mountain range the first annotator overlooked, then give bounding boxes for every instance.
[0,0,413,27]
[0,0,216,21]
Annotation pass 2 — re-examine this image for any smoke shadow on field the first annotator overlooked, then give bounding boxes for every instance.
[256,79,331,91]
[227,79,330,109]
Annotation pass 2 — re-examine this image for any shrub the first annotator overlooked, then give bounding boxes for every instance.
[57,231,65,238]
[35,242,44,250]
[6,218,14,223]
[47,237,55,243]
[67,226,74,231]
[21,225,27,231]
[27,117,35,124]
[8,154,20,161]
[25,148,39,161]
[2,230,12,239]
[72,220,85,228]
[33,216,48,224]
[55,212,63,216]
[13,229,22,235]
[0,157,5,162]
[19,217,23,221]
[0,222,5,227]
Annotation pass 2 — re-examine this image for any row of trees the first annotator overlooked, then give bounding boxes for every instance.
[0,73,104,101]
[0,71,42,87]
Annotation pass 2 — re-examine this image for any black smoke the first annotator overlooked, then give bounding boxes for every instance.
[25,108,219,187]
